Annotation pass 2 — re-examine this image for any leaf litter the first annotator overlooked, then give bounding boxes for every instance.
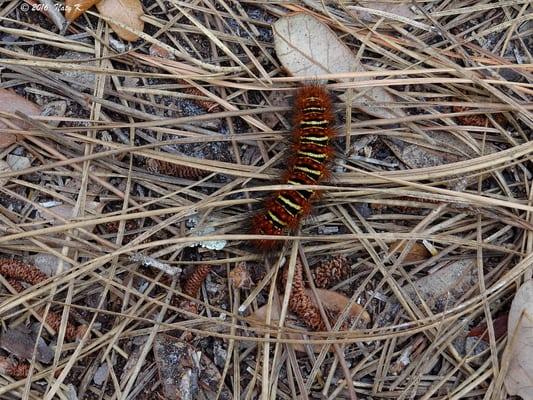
[504,279,533,399]
[0,2,531,399]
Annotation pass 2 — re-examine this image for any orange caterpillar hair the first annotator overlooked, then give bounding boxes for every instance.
[251,85,336,249]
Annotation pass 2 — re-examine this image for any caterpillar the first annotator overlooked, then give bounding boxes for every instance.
[251,85,336,249]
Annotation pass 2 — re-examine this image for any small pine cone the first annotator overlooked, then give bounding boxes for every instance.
[6,278,25,293]
[43,310,79,341]
[0,259,48,286]
[290,289,326,331]
[145,158,207,179]
[453,105,506,127]
[182,265,212,298]
[0,260,83,341]
[178,299,200,316]
[184,87,221,112]
[9,362,30,379]
[229,262,253,289]
[312,255,350,289]
[283,259,326,331]
[0,357,30,379]
[104,220,139,233]
[75,324,89,341]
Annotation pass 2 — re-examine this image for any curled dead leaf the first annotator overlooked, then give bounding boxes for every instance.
[468,314,508,341]
[390,240,431,262]
[0,328,38,361]
[273,13,401,119]
[65,0,100,22]
[96,0,144,41]
[504,279,533,399]
[274,13,358,81]
[0,89,41,137]
[249,289,369,353]
[41,201,104,235]
[310,289,370,326]
[149,43,174,59]
[229,262,253,290]
[0,133,17,149]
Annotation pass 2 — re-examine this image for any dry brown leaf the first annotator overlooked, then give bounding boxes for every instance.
[273,13,400,119]
[65,0,100,22]
[96,0,144,41]
[0,133,17,149]
[352,1,418,24]
[274,13,358,80]
[310,289,370,325]
[390,240,431,262]
[0,328,53,363]
[149,43,174,59]
[378,259,477,325]
[250,289,370,353]
[468,314,508,341]
[0,89,41,130]
[0,328,38,361]
[229,262,253,289]
[504,279,533,399]
[0,161,11,187]
[43,201,104,234]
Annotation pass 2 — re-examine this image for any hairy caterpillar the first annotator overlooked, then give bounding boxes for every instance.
[251,85,336,249]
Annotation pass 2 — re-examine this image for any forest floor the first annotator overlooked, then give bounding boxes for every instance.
[0,1,532,399]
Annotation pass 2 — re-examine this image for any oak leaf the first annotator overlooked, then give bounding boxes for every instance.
[390,240,431,262]
[65,0,100,22]
[250,289,369,353]
[352,1,418,24]
[0,89,41,148]
[273,13,401,119]
[504,279,533,399]
[96,0,144,41]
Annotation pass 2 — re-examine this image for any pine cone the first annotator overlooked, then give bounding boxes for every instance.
[0,357,30,379]
[182,265,212,298]
[0,259,85,341]
[44,311,80,341]
[104,220,139,233]
[6,278,25,293]
[0,259,48,286]
[184,87,221,112]
[282,259,326,331]
[145,158,207,179]
[312,255,350,289]
[453,105,506,127]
